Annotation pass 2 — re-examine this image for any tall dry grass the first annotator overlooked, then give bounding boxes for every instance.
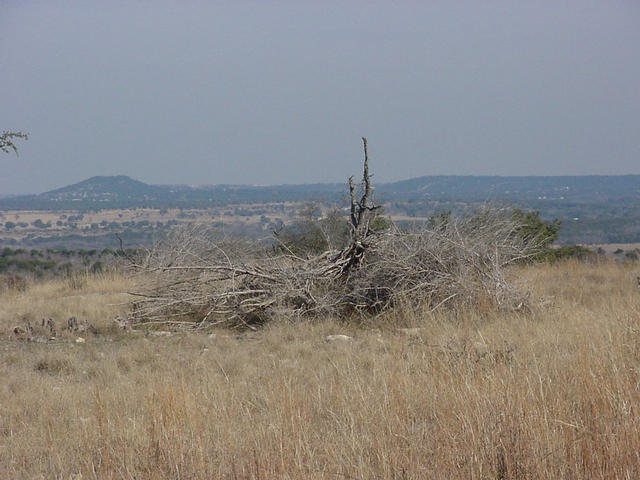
[1,260,640,479]
[0,269,134,336]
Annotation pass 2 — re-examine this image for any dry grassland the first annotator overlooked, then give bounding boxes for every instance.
[0,206,447,242]
[1,261,640,479]
[0,206,297,231]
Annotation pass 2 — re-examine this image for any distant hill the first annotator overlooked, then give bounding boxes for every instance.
[380,175,640,203]
[41,175,164,202]
[1,174,640,211]
[0,175,346,210]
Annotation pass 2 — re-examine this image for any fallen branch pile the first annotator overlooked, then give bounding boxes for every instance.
[128,139,540,328]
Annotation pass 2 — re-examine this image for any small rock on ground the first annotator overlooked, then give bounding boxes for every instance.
[149,331,172,337]
[396,328,425,337]
[325,334,353,343]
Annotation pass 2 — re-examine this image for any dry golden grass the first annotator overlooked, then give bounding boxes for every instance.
[0,270,134,337]
[1,261,640,479]
[0,206,298,242]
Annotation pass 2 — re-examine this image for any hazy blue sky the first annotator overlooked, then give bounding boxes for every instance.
[2,1,639,194]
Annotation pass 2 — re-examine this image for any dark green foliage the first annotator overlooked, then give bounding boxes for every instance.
[510,210,562,262]
[32,219,51,228]
[278,220,327,255]
[368,212,391,233]
[277,204,372,255]
[277,204,327,255]
[34,357,76,376]
[321,208,351,249]
[427,209,562,262]
[512,209,561,248]
[509,211,599,263]
[0,247,120,278]
[90,261,103,273]
[58,263,73,276]
[547,245,596,262]
[428,211,452,230]
[0,256,56,275]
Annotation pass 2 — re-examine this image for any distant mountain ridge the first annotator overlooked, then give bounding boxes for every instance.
[3,174,640,246]
[1,175,347,210]
[42,175,164,201]
[379,174,640,202]
[2,174,640,210]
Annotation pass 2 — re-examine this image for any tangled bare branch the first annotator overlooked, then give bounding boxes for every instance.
[128,140,540,329]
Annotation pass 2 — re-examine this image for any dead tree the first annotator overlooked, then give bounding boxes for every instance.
[128,138,538,329]
[329,137,382,277]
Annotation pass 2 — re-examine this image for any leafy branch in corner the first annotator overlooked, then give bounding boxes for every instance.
[1,131,29,156]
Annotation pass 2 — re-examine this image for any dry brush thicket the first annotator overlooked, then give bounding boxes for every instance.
[129,139,541,329]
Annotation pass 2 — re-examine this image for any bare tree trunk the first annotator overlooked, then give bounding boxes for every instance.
[332,137,381,276]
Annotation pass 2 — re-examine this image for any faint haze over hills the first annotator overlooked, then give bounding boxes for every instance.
[2,174,640,246]
[2,173,640,211]
[2,1,640,194]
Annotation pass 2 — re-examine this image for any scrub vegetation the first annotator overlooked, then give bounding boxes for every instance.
[1,260,640,479]
[3,140,638,479]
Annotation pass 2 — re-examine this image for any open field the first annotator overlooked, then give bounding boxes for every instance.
[1,261,640,478]
[0,206,425,234]
[0,206,301,229]
[0,207,286,238]
[0,206,297,250]
[0,205,434,251]
[4,201,640,251]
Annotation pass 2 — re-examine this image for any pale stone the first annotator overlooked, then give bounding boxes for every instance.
[325,334,353,343]
[149,331,172,337]
[397,328,425,336]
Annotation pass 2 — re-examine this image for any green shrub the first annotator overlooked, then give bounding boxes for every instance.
[278,220,328,255]
[512,209,560,249]
[90,261,103,273]
[548,245,596,262]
